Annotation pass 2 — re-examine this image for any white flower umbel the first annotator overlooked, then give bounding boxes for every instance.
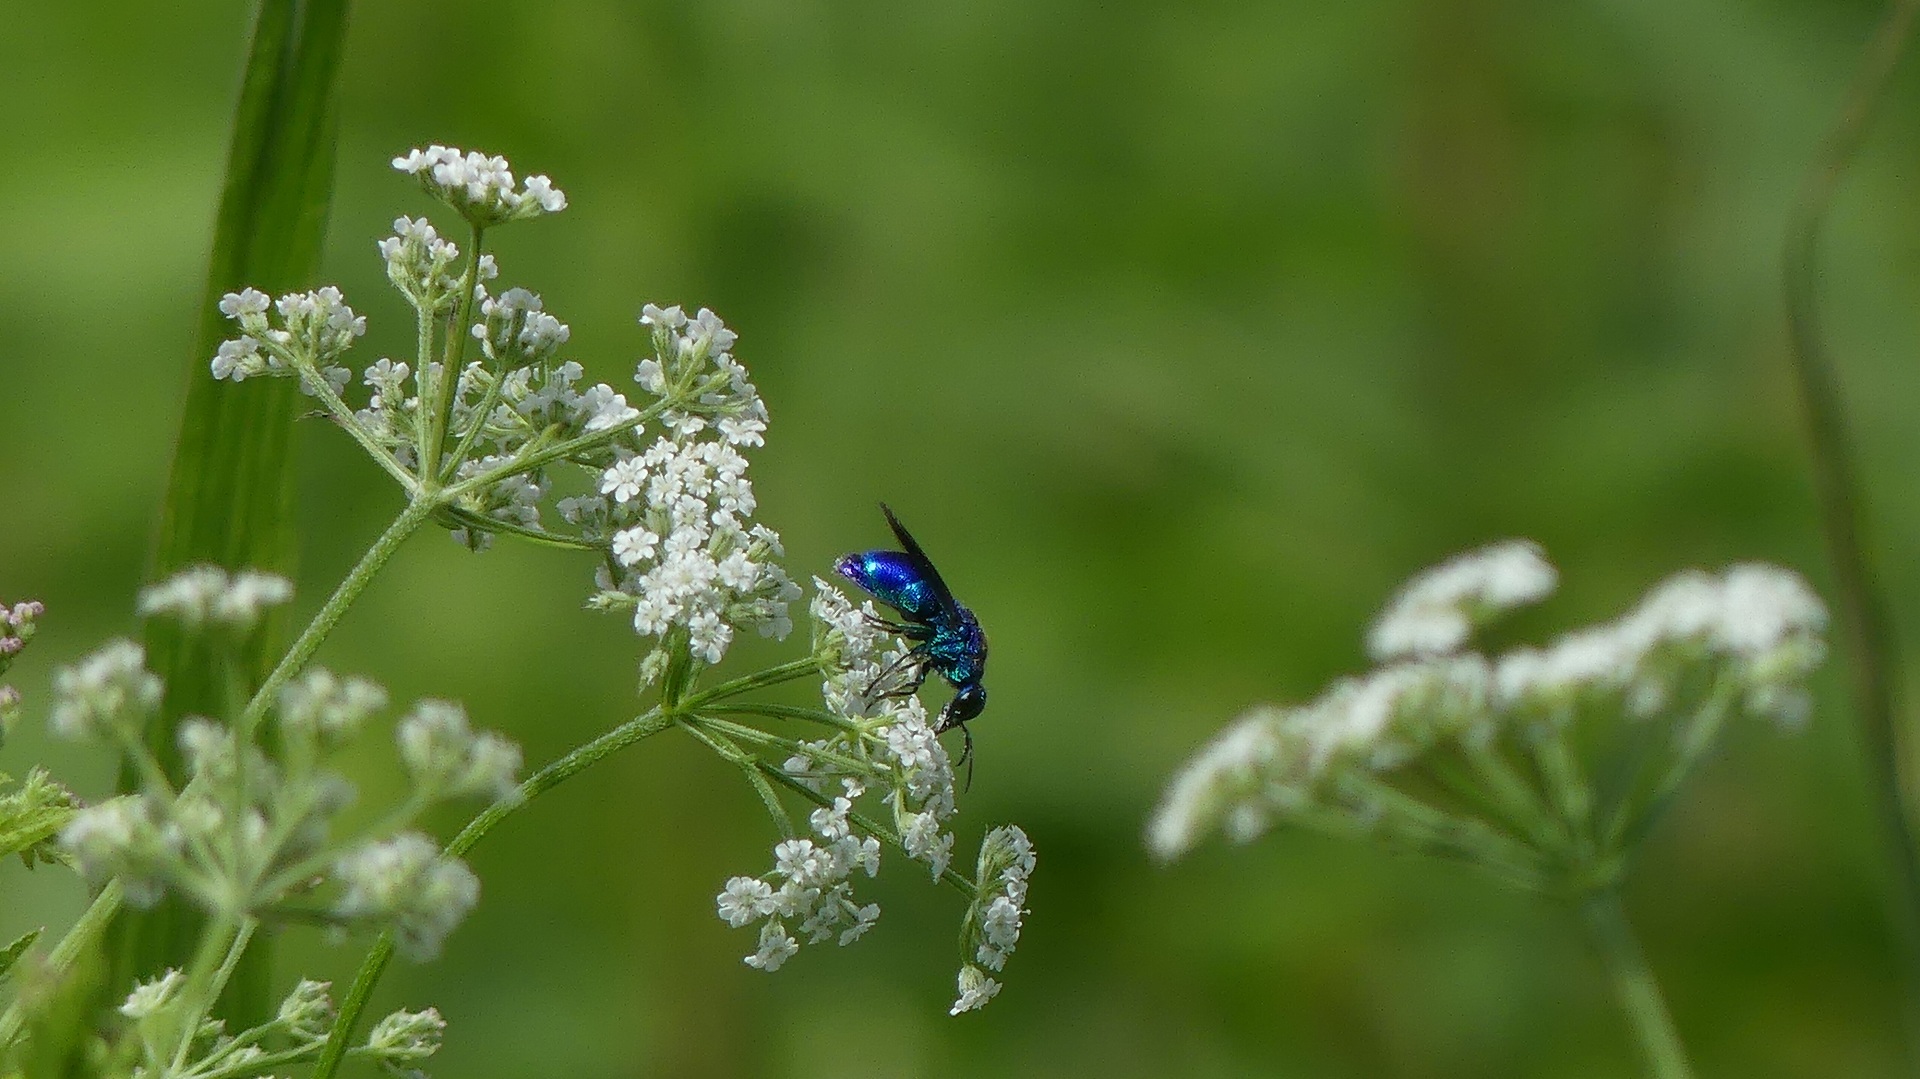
[1151,548,1825,877]
[393,143,566,227]
[1151,543,1826,1079]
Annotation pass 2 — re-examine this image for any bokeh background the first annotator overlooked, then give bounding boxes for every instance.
[5,0,1920,1075]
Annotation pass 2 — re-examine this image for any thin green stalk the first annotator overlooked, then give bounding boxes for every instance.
[752,760,978,896]
[678,718,794,835]
[705,701,862,733]
[1337,772,1549,887]
[441,401,665,499]
[438,356,509,485]
[237,497,438,737]
[286,361,417,492]
[0,880,124,1052]
[1782,0,1920,1055]
[419,223,485,482]
[438,505,605,551]
[167,917,256,1073]
[411,308,436,470]
[310,707,674,1079]
[1579,890,1694,1079]
[679,657,822,711]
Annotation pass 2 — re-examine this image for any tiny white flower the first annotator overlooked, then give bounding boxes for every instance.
[950,965,1001,1015]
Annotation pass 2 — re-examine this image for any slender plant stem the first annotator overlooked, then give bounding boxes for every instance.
[1782,0,1920,1055]
[0,879,125,1052]
[680,657,822,712]
[237,497,437,736]
[420,223,485,481]
[1579,891,1693,1079]
[310,707,675,1079]
[168,916,257,1073]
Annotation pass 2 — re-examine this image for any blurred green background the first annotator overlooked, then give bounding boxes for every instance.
[4,0,1919,1075]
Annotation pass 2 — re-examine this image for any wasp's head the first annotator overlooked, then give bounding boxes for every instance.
[939,682,986,731]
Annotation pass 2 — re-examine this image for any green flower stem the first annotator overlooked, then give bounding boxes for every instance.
[686,713,875,775]
[1579,890,1694,1079]
[1283,802,1541,892]
[679,657,822,712]
[705,701,862,734]
[0,879,124,1052]
[1426,753,1554,853]
[411,304,436,471]
[1606,679,1740,851]
[419,223,485,482]
[1463,739,1571,850]
[1338,773,1549,888]
[678,718,794,835]
[437,361,508,485]
[440,399,666,500]
[1530,723,1594,845]
[438,505,605,551]
[753,760,979,897]
[285,360,417,493]
[237,496,438,738]
[311,706,674,1079]
[168,916,257,1073]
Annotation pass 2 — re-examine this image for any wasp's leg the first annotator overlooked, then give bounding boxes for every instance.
[863,611,933,641]
[864,645,929,699]
[952,723,975,793]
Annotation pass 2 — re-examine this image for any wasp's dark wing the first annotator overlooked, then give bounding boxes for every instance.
[879,502,962,618]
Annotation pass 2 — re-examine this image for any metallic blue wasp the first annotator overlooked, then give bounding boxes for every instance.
[834,504,988,776]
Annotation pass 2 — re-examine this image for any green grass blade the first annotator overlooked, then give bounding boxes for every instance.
[120,0,353,1028]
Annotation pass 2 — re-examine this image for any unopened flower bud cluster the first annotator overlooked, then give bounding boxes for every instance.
[112,971,443,1078]
[1149,542,1828,889]
[0,597,43,736]
[54,569,519,960]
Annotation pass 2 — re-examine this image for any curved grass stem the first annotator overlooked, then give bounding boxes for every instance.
[1782,0,1920,1055]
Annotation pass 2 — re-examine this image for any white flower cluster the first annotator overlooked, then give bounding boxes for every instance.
[395,699,524,802]
[49,639,162,744]
[715,817,884,972]
[1368,540,1557,660]
[377,214,495,315]
[211,285,366,395]
[136,564,293,629]
[951,824,1035,1015]
[578,433,800,664]
[333,833,481,962]
[393,143,567,226]
[1149,544,1828,868]
[635,303,769,446]
[551,302,798,663]
[0,598,41,662]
